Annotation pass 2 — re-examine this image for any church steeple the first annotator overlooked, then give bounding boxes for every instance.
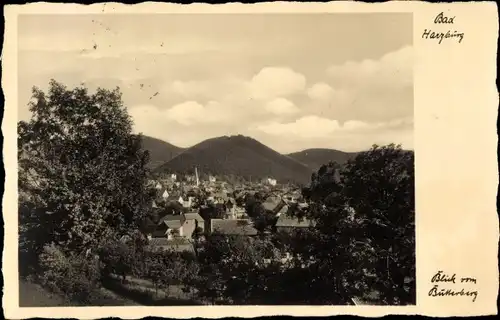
[195,166,200,187]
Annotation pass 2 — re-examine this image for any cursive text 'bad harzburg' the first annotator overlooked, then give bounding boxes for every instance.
[422,12,464,44]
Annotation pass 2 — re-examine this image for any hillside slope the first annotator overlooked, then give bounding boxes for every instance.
[140,135,184,169]
[156,135,312,184]
[287,148,357,171]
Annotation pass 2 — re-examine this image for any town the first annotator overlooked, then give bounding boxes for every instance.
[16,12,415,309]
[143,168,311,254]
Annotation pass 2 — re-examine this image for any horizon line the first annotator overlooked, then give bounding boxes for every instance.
[138,133,413,155]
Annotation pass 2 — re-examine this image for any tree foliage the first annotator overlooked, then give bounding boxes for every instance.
[194,144,415,305]
[38,244,101,303]
[302,144,415,305]
[195,233,282,304]
[18,80,153,258]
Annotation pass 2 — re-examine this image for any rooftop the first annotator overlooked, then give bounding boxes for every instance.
[184,212,204,221]
[158,214,186,229]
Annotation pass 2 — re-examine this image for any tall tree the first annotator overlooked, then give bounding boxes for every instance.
[195,232,282,304]
[301,144,415,305]
[18,80,152,259]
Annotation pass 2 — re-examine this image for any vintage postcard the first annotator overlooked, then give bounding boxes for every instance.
[2,1,498,318]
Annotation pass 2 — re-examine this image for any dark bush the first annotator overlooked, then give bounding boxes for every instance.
[38,244,101,303]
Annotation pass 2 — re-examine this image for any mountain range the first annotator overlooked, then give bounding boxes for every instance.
[287,148,357,171]
[140,135,358,184]
[140,136,184,169]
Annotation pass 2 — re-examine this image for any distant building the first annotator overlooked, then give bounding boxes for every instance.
[161,189,169,200]
[151,211,204,241]
[153,214,187,239]
[209,175,217,183]
[183,211,205,238]
[262,195,286,214]
[267,178,277,186]
[213,192,228,204]
[275,204,289,217]
[178,196,194,209]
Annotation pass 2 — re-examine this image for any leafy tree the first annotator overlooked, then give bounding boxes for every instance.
[143,252,168,298]
[195,232,282,304]
[199,203,226,220]
[38,244,101,303]
[160,200,186,215]
[244,195,276,233]
[97,239,135,283]
[244,194,261,218]
[300,144,415,305]
[18,80,153,260]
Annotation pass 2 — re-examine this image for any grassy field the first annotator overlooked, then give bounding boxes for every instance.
[19,279,142,307]
[19,280,73,307]
[102,275,205,306]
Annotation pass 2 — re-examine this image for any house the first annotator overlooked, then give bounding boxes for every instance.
[275,204,289,217]
[183,212,205,238]
[224,204,247,220]
[179,196,194,209]
[152,211,205,240]
[267,178,277,186]
[213,192,228,204]
[275,214,314,232]
[262,195,286,214]
[153,214,187,239]
[223,203,246,220]
[161,189,169,200]
[210,219,258,236]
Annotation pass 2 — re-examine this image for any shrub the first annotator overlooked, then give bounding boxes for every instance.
[97,239,135,282]
[38,244,101,303]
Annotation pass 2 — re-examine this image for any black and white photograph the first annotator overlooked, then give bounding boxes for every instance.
[16,11,416,307]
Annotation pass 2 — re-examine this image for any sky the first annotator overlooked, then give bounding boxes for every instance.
[18,13,413,154]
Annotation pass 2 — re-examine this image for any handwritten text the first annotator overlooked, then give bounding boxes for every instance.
[428,271,478,302]
[422,12,464,44]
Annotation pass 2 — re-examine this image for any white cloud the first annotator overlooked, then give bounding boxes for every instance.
[264,98,299,115]
[307,82,335,102]
[256,116,340,139]
[170,80,209,97]
[298,45,414,124]
[249,67,306,100]
[168,78,249,101]
[327,45,413,89]
[164,100,234,125]
[252,116,413,152]
[256,116,413,139]
[342,120,370,130]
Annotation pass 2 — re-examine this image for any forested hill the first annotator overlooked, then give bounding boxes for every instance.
[155,135,313,184]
